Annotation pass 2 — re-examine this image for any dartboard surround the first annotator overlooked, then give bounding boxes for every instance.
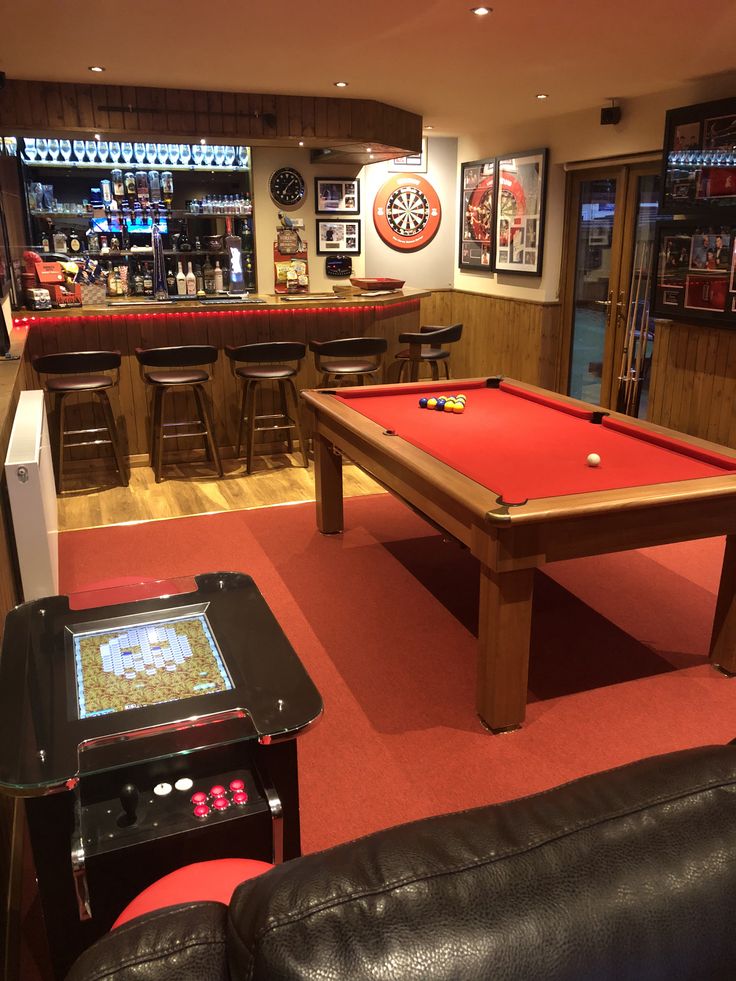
[373,174,442,251]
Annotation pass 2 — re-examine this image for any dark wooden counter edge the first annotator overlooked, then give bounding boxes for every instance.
[12,288,431,319]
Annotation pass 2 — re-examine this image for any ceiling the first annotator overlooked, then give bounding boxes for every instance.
[1,0,735,142]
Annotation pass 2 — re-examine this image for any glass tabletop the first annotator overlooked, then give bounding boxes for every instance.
[0,572,322,794]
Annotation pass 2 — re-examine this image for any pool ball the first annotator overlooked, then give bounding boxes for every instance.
[419,397,428,408]
[436,398,446,411]
[453,402,465,414]
[427,398,437,409]
[444,400,456,411]
[455,393,466,402]
[586,453,601,467]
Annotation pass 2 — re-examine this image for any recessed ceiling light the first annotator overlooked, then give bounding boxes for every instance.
[200,138,207,145]
[470,6,492,15]
[298,140,304,146]
[88,65,105,73]
[536,93,549,100]
[424,124,435,130]
[334,81,348,88]
[94,133,101,140]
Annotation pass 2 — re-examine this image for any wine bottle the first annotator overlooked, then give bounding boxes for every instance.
[132,263,144,296]
[185,261,196,296]
[166,264,177,296]
[213,260,224,292]
[178,222,191,251]
[176,261,187,296]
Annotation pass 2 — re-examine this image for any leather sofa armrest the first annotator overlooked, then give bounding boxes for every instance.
[66,902,229,981]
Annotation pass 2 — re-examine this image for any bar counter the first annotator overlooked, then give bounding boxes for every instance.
[15,288,429,466]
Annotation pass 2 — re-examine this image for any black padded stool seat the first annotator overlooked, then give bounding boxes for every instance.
[309,337,387,387]
[225,342,308,474]
[389,323,463,382]
[32,350,128,493]
[135,345,223,483]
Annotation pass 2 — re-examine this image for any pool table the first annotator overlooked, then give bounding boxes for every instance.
[302,377,736,731]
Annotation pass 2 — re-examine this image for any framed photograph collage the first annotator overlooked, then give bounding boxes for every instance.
[655,96,736,327]
[314,177,361,260]
[459,148,548,276]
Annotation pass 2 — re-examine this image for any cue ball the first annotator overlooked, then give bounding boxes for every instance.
[586,453,601,467]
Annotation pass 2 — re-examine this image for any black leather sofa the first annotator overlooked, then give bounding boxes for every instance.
[67,743,736,981]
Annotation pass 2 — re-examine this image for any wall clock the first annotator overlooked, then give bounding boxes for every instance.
[269,167,306,206]
[373,174,441,251]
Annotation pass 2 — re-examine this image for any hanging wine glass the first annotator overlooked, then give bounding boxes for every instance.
[167,143,180,165]
[121,142,134,163]
[213,145,225,167]
[145,142,157,165]
[108,141,120,163]
[85,140,98,162]
[23,138,38,162]
[179,143,192,166]
[36,138,49,160]
[47,139,60,161]
[73,140,85,162]
[134,142,146,164]
[191,144,203,167]
[156,143,169,165]
[223,145,235,167]
[202,144,215,167]
[97,140,110,163]
[60,139,72,161]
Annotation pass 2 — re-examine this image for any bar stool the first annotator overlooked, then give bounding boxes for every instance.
[388,323,463,382]
[135,345,223,483]
[32,350,128,493]
[308,337,388,387]
[225,342,308,474]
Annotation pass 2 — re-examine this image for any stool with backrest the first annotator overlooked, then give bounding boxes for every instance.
[389,322,463,382]
[32,350,128,492]
[309,337,388,388]
[135,345,223,483]
[225,342,308,474]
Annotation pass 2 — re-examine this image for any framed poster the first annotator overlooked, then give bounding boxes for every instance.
[652,220,735,327]
[389,138,428,173]
[316,219,361,255]
[661,96,736,211]
[459,157,495,271]
[494,148,547,276]
[314,178,360,215]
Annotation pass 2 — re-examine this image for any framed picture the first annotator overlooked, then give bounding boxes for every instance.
[316,219,361,255]
[389,138,428,173]
[652,220,736,327]
[459,157,496,271]
[661,96,736,211]
[494,148,548,276]
[314,178,360,215]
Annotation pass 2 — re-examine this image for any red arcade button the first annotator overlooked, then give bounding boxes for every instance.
[193,804,210,819]
[210,785,227,799]
[191,791,207,806]
[232,791,248,806]
[229,779,245,793]
[212,797,230,811]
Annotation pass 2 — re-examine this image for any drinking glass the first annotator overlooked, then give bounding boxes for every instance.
[145,142,157,165]
[223,145,235,166]
[108,141,121,162]
[179,143,192,166]
[23,138,37,161]
[167,143,180,165]
[85,140,98,163]
[191,144,203,167]
[47,139,60,161]
[134,142,146,163]
[97,140,110,163]
[213,145,225,167]
[202,145,215,167]
[36,138,49,160]
[73,140,85,163]
[60,139,72,161]
[121,142,133,163]
[156,143,169,165]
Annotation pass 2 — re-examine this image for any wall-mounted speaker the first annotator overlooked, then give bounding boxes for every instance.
[600,105,621,126]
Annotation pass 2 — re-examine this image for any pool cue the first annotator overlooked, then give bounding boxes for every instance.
[629,241,653,414]
[624,239,649,413]
[616,241,641,413]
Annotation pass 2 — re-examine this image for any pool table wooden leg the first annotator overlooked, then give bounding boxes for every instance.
[710,533,736,675]
[313,432,344,534]
[476,564,535,731]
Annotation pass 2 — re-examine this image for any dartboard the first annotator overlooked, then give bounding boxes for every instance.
[373,174,442,251]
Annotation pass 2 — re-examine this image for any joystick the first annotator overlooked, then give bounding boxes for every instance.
[118,783,139,827]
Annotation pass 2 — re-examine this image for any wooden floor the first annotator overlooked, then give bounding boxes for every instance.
[58,455,384,532]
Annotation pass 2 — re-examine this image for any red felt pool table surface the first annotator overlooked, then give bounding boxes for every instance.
[335,379,736,506]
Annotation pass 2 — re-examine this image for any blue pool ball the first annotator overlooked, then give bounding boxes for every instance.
[419,397,428,408]
[436,398,446,411]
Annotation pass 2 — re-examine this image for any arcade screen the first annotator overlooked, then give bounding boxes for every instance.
[72,612,233,719]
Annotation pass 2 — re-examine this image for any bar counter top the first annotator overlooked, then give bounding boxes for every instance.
[13,287,429,320]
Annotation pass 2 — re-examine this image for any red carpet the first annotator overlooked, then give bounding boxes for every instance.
[59,495,735,853]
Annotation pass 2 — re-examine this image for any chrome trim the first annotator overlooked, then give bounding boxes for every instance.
[261,777,284,865]
[78,708,250,753]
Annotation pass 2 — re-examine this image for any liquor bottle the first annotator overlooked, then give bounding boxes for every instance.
[148,170,161,203]
[244,192,252,216]
[176,261,187,296]
[124,171,137,203]
[203,256,215,295]
[41,229,51,253]
[101,180,113,207]
[53,229,68,252]
[114,267,124,296]
[185,261,196,296]
[194,263,204,294]
[135,171,150,204]
[161,171,174,208]
[194,235,202,251]
[68,229,82,254]
[132,263,144,296]
[110,235,121,252]
[111,169,125,200]
[166,264,177,295]
[213,260,224,292]
[240,217,253,248]
[143,263,154,297]
[178,221,191,251]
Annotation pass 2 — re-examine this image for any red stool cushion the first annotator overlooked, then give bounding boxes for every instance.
[112,858,274,929]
